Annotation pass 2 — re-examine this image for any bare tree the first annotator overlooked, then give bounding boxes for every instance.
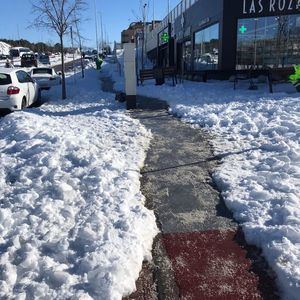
[32,0,86,99]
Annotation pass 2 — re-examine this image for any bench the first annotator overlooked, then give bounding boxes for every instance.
[139,69,155,85]
[139,67,177,86]
[183,68,273,93]
[233,68,273,93]
[163,67,178,86]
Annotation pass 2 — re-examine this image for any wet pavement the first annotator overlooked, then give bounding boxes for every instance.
[102,70,279,300]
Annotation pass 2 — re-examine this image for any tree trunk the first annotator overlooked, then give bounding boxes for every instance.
[60,35,67,100]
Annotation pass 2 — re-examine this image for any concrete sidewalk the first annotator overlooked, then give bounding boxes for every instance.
[100,76,279,300]
[129,96,279,300]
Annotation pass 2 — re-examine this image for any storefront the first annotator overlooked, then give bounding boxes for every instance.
[147,0,300,73]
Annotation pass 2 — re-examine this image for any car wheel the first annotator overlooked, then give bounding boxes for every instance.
[36,89,42,105]
[21,97,27,109]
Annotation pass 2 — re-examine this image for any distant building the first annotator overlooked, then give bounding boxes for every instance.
[121,21,162,45]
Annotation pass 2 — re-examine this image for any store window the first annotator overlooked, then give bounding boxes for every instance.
[237,15,300,69]
[194,23,219,70]
[183,40,192,72]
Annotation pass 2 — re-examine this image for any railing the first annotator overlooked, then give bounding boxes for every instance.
[146,0,199,52]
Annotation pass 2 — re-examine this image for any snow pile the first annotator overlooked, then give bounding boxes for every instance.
[138,81,300,299]
[0,66,158,299]
[0,41,10,55]
[50,53,82,67]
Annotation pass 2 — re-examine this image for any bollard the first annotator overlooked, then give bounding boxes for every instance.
[124,43,137,110]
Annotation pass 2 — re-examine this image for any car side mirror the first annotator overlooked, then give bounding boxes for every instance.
[58,71,62,76]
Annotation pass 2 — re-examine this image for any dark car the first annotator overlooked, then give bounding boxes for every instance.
[38,54,50,65]
[21,54,37,68]
[0,54,9,60]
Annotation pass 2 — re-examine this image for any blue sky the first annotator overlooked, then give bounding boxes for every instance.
[0,0,180,48]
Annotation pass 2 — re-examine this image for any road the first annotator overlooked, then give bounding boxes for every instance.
[0,58,85,118]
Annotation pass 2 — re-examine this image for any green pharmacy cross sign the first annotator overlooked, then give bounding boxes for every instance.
[239,25,247,34]
[161,32,170,43]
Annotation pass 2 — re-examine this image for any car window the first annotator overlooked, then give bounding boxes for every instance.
[0,73,12,85]
[16,71,31,83]
[10,49,20,57]
[32,68,52,75]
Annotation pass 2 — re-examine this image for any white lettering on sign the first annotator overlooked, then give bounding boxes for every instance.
[270,0,276,12]
[243,0,247,13]
[242,0,298,14]
[250,0,256,12]
[258,0,264,12]
[278,0,286,10]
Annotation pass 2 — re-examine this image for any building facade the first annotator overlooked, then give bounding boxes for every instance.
[146,0,300,73]
[121,22,144,45]
[122,21,161,45]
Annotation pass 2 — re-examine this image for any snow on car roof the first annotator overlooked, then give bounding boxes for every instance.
[0,67,17,74]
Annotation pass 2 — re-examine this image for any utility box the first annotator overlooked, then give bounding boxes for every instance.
[124,43,137,109]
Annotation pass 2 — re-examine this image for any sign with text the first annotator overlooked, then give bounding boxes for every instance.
[242,0,300,15]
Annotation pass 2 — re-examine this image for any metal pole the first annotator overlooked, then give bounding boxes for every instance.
[100,12,104,55]
[153,0,155,28]
[142,4,147,70]
[93,0,99,53]
[74,16,85,78]
[70,26,76,82]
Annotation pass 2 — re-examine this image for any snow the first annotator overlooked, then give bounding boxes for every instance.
[138,80,300,299]
[0,63,158,299]
[50,53,82,67]
[0,41,10,55]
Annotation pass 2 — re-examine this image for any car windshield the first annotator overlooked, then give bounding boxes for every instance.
[20,49,30,55]
[32,68,52,75]
[0,73,12,85]
[40,55,49,59]
[10,50,19,57]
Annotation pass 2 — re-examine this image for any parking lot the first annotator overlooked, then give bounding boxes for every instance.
[0,54,84,117]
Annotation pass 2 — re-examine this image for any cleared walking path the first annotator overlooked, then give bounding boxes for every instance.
[101,72,279,300]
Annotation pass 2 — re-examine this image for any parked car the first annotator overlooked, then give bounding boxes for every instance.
[9,47,32,59]
[29,67,61,90]
[21,53,38,68]
[0,54,9,60]
[38,54,50,65]
[84,51,95,60]
[0,68,41,111]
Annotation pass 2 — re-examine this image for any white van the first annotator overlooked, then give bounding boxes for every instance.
[9,47,32,59]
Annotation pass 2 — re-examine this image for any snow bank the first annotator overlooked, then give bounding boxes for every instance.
[138,80,300,299]
[0,66,158,299]
[0,41,10,55]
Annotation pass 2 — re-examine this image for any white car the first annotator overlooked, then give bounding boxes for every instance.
[0,68,41,111]
[30,67,61,90]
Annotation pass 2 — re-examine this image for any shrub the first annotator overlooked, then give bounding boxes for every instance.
[289,65,300,92]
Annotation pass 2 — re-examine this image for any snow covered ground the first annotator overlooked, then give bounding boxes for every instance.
[137,79,300,299]
[0,63,158,299]
[0,41,10,55]
[50,53,82,67]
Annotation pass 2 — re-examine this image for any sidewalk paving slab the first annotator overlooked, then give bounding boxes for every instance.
[100,76,279,300]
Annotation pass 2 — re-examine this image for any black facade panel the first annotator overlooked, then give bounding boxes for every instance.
[232,0,300,18]
[152,0,300,72]
[174,0,224,39]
